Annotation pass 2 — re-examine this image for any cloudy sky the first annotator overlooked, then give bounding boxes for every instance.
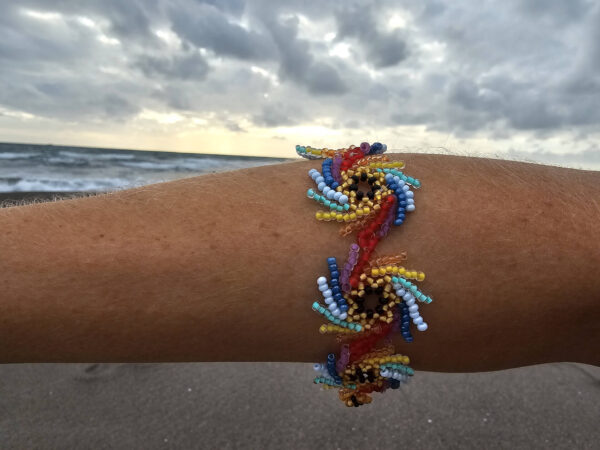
[0,0,599,167]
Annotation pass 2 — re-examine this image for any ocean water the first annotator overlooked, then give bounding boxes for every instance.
[0,142,291,192]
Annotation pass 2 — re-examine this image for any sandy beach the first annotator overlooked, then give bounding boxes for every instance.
[1,192,599,449]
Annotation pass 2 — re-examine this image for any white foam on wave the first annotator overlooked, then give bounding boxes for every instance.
[0,152,39,159]
[57,150,135,161]
[0,177,141,192]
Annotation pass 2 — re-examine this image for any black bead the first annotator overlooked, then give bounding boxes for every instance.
[351,395,360,407]
[367,369,375,380]
[366,309,374,319]
[356,191,364,201]
[360,172,367,182]
[368,177,376,184]
[355,304,365,314]
[375,305,384,315]
[371,184,381,192]
[375,286,384,294]
[367,191,374,200]
[349,183,358,191]
[378,296,388,305]
[364,286,373,294]
[351,175,359,183]
[357,370,366,384]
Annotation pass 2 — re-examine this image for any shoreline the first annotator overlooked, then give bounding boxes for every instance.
[0,191,92,206]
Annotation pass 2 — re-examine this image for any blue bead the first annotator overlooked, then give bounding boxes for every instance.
[340,304,349,312]
[332,182,339,189]
[394,219,404,226]
[399,200,407,207]
[334,293,342,301]
[330,270,339,279]
[370,142,383,154]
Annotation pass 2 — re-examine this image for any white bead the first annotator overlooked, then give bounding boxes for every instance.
[413,316,423,325]
[328,303,337,312]
[333,191,342,201]
[332,308,340,316]
[396,288,406,296]
[323,186,330,194]
[339,194,348,204]
[327,190,335,200]
[403,185,410,191]
[405,297,416,306]
[317,276,327,286]
[408,304,418,313]
[417,322,428,332]
[407,199,414,205]
[323,289,332,298]
[403,293,411,301]
[380,369,390,377]
[317,182,326,191]
[406,204,415,212]
[406,191,414,198]
[382,144,387,152]
[409,311,420,319]
[309,169,317,177]
[318,284,328,292]
[339,312,347,320]
[316,176,324,183]
[324,296,334,305]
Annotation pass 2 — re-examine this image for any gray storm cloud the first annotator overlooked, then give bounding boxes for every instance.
[0,0,598,163]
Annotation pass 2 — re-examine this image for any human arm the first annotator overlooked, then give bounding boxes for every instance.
[0,153,598,369]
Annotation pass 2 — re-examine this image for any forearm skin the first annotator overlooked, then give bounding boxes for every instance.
[0,153,598,370]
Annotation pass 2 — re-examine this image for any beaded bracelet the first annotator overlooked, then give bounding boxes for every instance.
[296,142,433,407]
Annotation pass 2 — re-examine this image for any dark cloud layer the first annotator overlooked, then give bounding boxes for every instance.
[0,0,599,153]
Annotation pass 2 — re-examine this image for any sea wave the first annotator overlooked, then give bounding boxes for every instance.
[0,177,141,192]
[0,152,39,160]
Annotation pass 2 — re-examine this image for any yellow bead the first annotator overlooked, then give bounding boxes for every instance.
[399,267,406,275]
[316,211,323,220]
[363,206,370,214]
[349,213,357,220]
[418,272,426,281]
[319,325,327,334]
[392,266,399,274]
[323,212,331,221]
[356,209,363,216]
[371,268,379,277]
[343,214,351,222]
